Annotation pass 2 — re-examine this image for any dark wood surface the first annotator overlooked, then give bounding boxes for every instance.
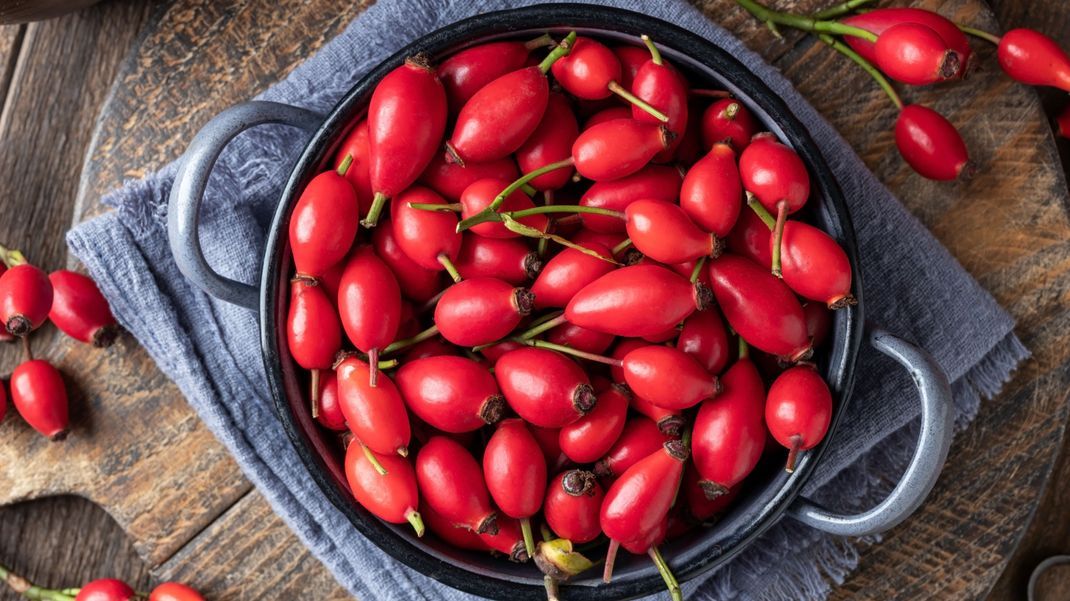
[1,0,1069,599]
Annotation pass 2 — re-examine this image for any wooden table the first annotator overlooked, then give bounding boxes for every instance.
[1,0,1069,599]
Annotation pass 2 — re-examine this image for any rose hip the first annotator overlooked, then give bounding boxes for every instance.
[726,207,774,268]
[874,23,963,86]
[681,143,743,237]
[559,383,629,463]
[48,270,118,347]
[530,242,616,309]
[438,40,542,111]
[625,199,720,264]
[614,45,649,89]
[628,391,684,437]
[547,321,615,355]
[0,263,53,336]
[708,254,811,362]
[572,119,673,181]
[692,353,766,499]
[579,165,683,233]
[455,235,541,285]
[842,7,971,77]
[683,464,739,522]
[998,29,1070,91]
[494,347,596,427]
[630,36,689,159]
[479,515,529,561]
[448,33,576,164]
[484,418,547,555]
[338,247,401,384]
[364,55,448,227]
[333,119,373,216]
[391,187,462,276]
[895,105,969,181]
[701,99,759,152]
[315,370,346,431]
[544,470,604,543]
[516,92,580,191]
[551,36,669,123]
[677,309,730,374]
[287,279,341,415]
[434,277,533,346]
[584,105,634,129]
[396,355,504,432]
[371,220,443,303]
[423,502,488,551]
[622,345,719,410]
[566,264,709,338]
[593,416,668,480]
[336,356,410,457]
[10,359,68,441]
[345,442,425,536]
[766,364,833,472]
[416,436,498,534]
[75,579,135,601]
[288,160,360,278]
[777,221,855,308]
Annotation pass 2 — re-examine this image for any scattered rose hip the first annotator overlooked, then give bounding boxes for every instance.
[0,564,205,601]
[281,26,868,600]
[735,0,1070,180]
[0,244,118,442]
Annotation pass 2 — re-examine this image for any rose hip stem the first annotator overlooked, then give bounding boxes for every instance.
[517,338,622,367]
[811,0,876,20]
[648,546,682,601]
[0,563,77,601]
[514,311,568,341]
[382,323,440,355]
[746,192,777,229]
[456,158,576,232]
[734,0,878,41]
[957,25,1001,46]
[362,442,389,476]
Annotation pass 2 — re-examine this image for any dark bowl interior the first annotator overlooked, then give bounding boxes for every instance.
[261,5,863,600]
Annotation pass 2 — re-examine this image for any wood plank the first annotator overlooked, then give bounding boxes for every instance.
[153,491,350,600]
[0,25,25,107]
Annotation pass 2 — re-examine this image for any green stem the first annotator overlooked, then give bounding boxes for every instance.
[958,24,1001,45]
[383,324,440,355]
[690,256,707,284]
[336,153,353,176]
[648,546,682,601]
[607,81,669,122]
[690,88,732,99]
[0,564,76,601]
[0,245,27,269]
[516,313,568,340]
[362,192,388,228]
[438,254,463,283]
[771,201,787,278]
[538,31,577,74]
[746,192,776,230]
[735,0,878,41]
[524,33,555,50]
[408,202,461,212]
[738,336,749,359]
[640,34,662,66]
[406,509,426,537]
[611,238,633,256]
[817,33,903,109]
[519,339,622,367]
[811,0,876,20]
[520,183,538,196]
[362,444,389,475]
[377,358,399,370]
[520,518,537,559]
[508,205,624,221]
[537,191,553,256]
[457,158,575,232]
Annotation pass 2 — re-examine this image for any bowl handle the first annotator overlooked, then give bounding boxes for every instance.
[787,326,954,537]
[167,101,324,310]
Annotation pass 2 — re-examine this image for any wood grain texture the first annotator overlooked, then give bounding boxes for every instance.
[1,0,1068,599]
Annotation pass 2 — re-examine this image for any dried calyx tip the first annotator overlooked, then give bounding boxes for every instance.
[477,513,500,535]
[572,384,597,415]
[699,479,729,500]
[664,439,689,461]
[523,253,544,279]
[405,52,434,71]
[479,394,506,425]
[5,315,30,337]
[657,415,686,437]
[694,282,714,311]
[561,469,597,496]
[828,294,857,310]
[513,288,536,316]
[92,325,120,348]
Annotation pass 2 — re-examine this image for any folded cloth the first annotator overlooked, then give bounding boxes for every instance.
[66,0,1029,599]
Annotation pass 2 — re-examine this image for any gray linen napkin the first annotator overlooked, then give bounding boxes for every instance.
[66,0,1029,599]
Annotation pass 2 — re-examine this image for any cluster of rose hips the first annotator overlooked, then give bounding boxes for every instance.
[287,27,846,600]
[0,564,204,601]
[735,0,1070,179]
[0,245,117,441]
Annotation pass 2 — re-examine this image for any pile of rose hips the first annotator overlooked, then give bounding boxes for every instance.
[0,245,117,441]
[735,0,1070,180]
[0,563,204,601]
[287,27,845,601]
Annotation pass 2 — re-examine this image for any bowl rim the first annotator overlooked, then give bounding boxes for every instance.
[260,4,863,600]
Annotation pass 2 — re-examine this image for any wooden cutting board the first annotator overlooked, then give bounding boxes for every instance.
[2,0,1068,599]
